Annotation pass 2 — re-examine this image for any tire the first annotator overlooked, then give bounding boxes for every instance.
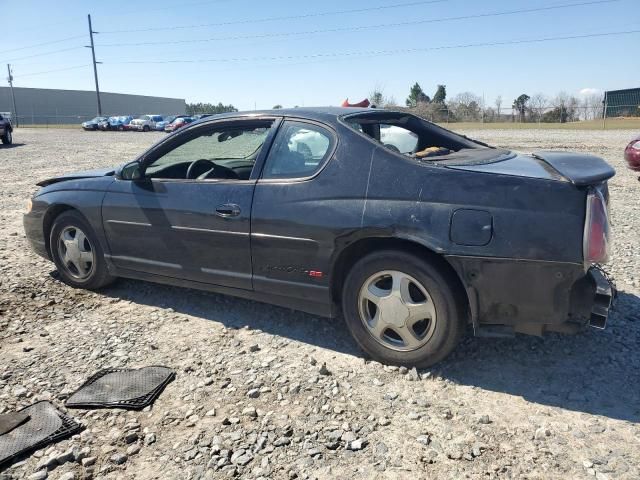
[49,210,115,289]
[1,129,12,145]
[143,125,150,132]
[342,250,464,367]
[118,125,124,132]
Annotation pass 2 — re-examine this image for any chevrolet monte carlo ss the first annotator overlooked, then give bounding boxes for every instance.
[24,107,616,367]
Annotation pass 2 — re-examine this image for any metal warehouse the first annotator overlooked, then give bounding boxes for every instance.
[0,86,185,125]
[603,87,640,117]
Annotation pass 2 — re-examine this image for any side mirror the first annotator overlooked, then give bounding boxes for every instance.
[118,161,143,181]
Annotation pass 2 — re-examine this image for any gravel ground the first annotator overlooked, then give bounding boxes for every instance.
[0,128,638,480]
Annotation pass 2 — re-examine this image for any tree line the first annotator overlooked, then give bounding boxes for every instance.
[370,83,606,123]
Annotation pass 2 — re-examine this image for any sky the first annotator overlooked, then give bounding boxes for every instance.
[2,0,639,111]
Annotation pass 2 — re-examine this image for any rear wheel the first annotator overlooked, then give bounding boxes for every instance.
[50,211,115,289]
[342,250,464,367]
[143,125,150,132]
[1,130,12,145]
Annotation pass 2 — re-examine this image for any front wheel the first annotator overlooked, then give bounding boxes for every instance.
[342,250,464,367]
[1,130,12,145]
[143,125,150,132]
[50,211,115,289]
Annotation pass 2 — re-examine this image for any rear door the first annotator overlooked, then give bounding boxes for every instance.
[102,117,280,289]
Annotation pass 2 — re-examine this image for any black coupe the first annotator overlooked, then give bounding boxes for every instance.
[24,107,616,366]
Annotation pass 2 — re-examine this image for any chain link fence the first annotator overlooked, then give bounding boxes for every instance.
[4,104,640,129]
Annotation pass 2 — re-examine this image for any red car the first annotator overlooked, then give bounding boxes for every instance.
[164,116,194,133]
[624,136,640,172]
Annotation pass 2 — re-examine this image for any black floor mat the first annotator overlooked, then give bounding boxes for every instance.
[65,366,175,410]
[0,401,83,469]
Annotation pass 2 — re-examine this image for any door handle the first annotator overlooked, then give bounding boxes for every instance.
[215,203,241,218]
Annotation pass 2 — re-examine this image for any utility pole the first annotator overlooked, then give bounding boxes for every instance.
[86,14,102,115]
[6,64,18,127]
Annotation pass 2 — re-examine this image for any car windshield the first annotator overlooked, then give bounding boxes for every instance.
[90,117,104,122]
[164,116,176,123]
[135,116,148,120]
[108,117,118,122]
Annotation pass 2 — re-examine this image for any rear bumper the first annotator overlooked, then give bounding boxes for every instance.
[587,266,615,329]
[445,256,616,334]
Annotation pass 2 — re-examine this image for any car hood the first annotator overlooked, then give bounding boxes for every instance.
[36,167,116,187]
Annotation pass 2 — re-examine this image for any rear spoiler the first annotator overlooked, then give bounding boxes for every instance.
[532,151,615,186]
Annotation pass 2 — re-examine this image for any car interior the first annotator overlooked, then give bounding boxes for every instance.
[143,124,271,181]
[343,111,489,160]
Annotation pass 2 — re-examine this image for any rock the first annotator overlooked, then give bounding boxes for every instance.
[58,473,75,480]
[534,427,551,440]
[205,408,216,417]
[416,435,431,446]
[447,449,463,460]
[247,388,260,398]
[144,433,156,445]
[249,344,260,352]
[12,386,28,398]
[384,392,398,401]
[73,447,90,463]
[274,437,291,447]
[378,417,391,426]
[242,406,258,418]
[127,444,141,456]
[81,457,96,467]
[318,363,331,376]
[478,415,491,424]
[374,442,388,456]
[110,453,128,465]
[28,471,48,480]
[407,367,420,381]
[346,438,367,451]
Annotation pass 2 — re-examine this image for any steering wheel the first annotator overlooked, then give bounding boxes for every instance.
[186,159,214,179]
[186,159,240,180]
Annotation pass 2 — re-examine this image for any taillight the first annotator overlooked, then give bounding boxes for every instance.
[583,189,610,266]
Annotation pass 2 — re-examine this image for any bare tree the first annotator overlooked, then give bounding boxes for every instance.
[529,93,547,123]
[450,92,482,121]
[494,95,503,120]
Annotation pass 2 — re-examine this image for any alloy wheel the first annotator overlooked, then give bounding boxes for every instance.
[57,226,95,280]
[358,270,437,351]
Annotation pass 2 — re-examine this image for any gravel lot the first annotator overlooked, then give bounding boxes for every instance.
[1,128,638,480]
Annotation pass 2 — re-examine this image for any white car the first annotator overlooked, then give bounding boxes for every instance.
[129,115,164,132]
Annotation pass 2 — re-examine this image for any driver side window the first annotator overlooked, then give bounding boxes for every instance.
[145,123,272,181]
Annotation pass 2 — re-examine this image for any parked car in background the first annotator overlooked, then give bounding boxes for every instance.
[0,113,13,145]
[164,116,194,132]
[624,136,640,173]
[105,115,133,131]
[153,116,176,131]
[81,116,107,131]
[23,107,616,367]
[129,115,164,132]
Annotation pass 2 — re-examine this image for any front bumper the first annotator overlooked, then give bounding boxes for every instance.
[23,209,49,260]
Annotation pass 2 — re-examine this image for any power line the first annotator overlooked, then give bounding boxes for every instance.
[2,46,84,63]
[0,35,85,55]
[98,0,448,34]
[104,28,640,65]
[14,64,89,78]
[95,0,621,48]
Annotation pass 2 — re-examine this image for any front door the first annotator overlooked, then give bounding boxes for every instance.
[102,118,279,289]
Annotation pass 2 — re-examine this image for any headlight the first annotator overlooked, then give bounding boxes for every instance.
[26,198,33,214]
